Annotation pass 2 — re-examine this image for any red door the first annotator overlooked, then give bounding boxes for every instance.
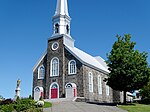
[74,88,77,97]
[51,88,58,99]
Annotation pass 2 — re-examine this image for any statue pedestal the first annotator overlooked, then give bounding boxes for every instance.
[14,87,21,100]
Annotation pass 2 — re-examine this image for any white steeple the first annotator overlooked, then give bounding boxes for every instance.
[55,0,69,16]
[52,0,71,38]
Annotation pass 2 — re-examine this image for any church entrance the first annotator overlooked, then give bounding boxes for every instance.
[65,83,77,98]
[34,86,43,101]
[50,82,59,99]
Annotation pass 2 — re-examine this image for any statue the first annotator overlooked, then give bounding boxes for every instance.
[14,79,21,100]
[17,79,21,88]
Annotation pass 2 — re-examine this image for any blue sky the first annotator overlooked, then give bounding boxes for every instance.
[0,0,150,98]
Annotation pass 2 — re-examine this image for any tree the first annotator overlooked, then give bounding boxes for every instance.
[106,34,150,104]
[0,95,4,100]
[140,78,150,99]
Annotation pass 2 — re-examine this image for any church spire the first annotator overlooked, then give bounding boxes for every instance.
[52,0,71,38]
[55,0,69,16]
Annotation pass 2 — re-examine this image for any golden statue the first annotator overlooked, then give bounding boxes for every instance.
[17,79,21,88]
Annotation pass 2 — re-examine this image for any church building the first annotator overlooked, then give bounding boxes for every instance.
[32,0,121,103]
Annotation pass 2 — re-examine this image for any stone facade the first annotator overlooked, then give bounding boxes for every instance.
[32,35,121,103]
[32,55,47,98]
[83,65,113,103]
[45,37,64,98]
[64,48,84,97]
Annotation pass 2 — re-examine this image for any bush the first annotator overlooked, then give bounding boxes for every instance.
[0,98,45,112]
[39,96,43,101]
[14,98,35,112]
[139,98,150,104]
[0,104,14,112]
[0,99,13,105]
[29,95,32,99]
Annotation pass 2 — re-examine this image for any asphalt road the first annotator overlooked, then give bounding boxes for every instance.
[43,101,128,112]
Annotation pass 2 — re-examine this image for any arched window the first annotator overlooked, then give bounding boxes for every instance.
[50,57,59,77]
[98,75,102,94]
[68,60,76,75]
[55,23,59,34]
[38,65,45,79]
[89,72,93,92]
[66,25,69,34]
[106,82,109,96]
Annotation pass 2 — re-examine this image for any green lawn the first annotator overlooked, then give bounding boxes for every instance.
[118,104,150,112]
[43,102,52,108]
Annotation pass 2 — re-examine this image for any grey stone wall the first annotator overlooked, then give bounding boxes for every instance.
[45,36,64,99]
[64,49,84,97]
[32,55,47,98]
[83,65,113,103]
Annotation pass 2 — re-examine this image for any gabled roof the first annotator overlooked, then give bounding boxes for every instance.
[94,56,109,70]
[33,51,47,72]
[65,45,109,74]
[33,37,109,74]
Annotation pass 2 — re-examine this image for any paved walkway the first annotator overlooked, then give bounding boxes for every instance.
[43,100,128,112]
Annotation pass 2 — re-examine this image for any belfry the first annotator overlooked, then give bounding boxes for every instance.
[52,0,71,37]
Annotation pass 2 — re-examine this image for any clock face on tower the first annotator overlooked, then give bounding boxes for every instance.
[52,42,59,50]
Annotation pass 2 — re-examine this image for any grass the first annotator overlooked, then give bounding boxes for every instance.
[118,103,150,112]
[43,102,52,108]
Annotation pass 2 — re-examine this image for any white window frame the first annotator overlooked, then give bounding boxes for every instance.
[98,75,102,94]
[38,65,45,79]
[68,60,76,75]
[52,42,59,51]
[89,72,93,93]
[50,57,59,77]
[54,23,59,34]
[106,82,109,96]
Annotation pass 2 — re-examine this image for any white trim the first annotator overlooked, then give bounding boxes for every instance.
[68,60,76,75]
[64,46,109,74]
[89,72,93,93]
[54,23,60,34]
[49,82,59,99]
[52,42,59,51]
[34,86,44,92]
[38,65,45,79]
[98,75,102,95]
[33,50,47,72]
[50,57,59,77]
[65,82,77,88]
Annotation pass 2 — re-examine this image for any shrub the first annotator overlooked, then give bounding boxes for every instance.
[0,95,4,101]
[15,96,20,102]
[0,104,14,112]
[139,98,150,104]
[0,98,45,112]
[0,99,13,105]
[14,98,36,112]
[29,95,32,99]
[39,96,43,101]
